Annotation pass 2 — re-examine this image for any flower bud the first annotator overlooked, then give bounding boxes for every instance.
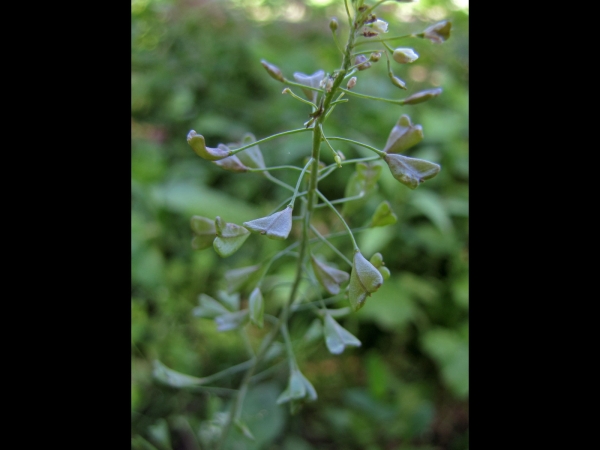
[383,114,423,154]
[346,76,357,90]
[401,88,442,105]
[422,20,452,43]
[389,73,407,90]
[348,251,384,311]
[368,19,388,35]
[383,153,441,189]
[260,59,285,82]
[329,17,338,33]
[393,48,419,64]
[369,51,381,62]
[354,55,371,71]
[243,206,293,240]
[187,130,230,161]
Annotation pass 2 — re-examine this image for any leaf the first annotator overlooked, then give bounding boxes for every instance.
[248,287,264,328]
[192,293,230,319]
[323,314,361,354]
[214,310,249,332]
[369,201,397,227]
[384,153,440,189]
[224,265,261,294]
[243,206,293,240]
[234,419,255,441]
[310,255,350,295]
[213,216,250,257]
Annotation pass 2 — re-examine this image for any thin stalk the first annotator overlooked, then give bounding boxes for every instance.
[338,87,406,105]
[354,33,415,46]
[247,165,303,172]
[316,190,359,252]
[264,172,295,192]
[325,136,386,157]
[229,128,311,156]
[290,158,313,207]
[309,224,353,267]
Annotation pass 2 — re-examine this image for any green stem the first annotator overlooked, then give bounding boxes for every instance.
[325,136,386,157]
[283,87,318,109]
[316,190,359,252]
[290,158,313,207]
[229,128,311,156]
[354,33,415,47]
[247,165,303,172]
[309,224,353,267]
[338,87,405,105]
[264,172,295,192]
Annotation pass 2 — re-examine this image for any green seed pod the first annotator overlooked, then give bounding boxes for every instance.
[369,252,384,268]
[248,287,264,329]
[234,133,266,170]
[402,88,442,105]
[192,293,230,319]
[389,73,407,90]
[214,310,250,332]
[422,20,452,43]
[224,265,261,295]
[392,47,419,64]
[276,363,317,405]
[311,255,350,295]
[323,314,361,355]
[383,114,424,154]
[378,266,391,280]
[187,130,230,161]
[370,201,398,228]
[348,251,384,311]
[243,206,293,240]
[213,216,251,257]
[383,153,441,189]
[260,59,285,82]
[190,216,216,251]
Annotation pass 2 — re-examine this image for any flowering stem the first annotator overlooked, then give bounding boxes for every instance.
[325,136,386,157]
[228,128,312,156]
[316,190,359,252]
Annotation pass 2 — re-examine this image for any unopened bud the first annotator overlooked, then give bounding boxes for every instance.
[346,76,357,89]
[354,55,371,71]
[369,52,381,62]
[329,17,338,33]
[422,20,452,43]
[282,87,291,94]
[337,150,346,161]
[369,19,388,34]
[260,59,284,82]
[402,88,442,105]
[393,48,419,64]
[389,73,407,90]
[334,155,342,168]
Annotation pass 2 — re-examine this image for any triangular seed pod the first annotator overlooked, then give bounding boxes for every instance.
[383,114,424,154]
[311,255,350,295]
[243,206,293,240]
[348,252,384,311]
[384,153,440,189]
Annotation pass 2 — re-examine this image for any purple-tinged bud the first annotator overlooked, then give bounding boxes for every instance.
[346,76,357,89]
[187,130,230,161]
[389,73,407,90]
[368,19,388,35]
[369,51,381,62]
[354,55,371,71]
[422,20,452,43]
[260,59,284,82]
[293,70,325,103]
[393,48,419,64]
[401,88,442,105]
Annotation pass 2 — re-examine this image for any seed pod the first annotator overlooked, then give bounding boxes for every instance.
[248,287,264,328]
[243,206,293,240]
[190,215,216,250]
[323,314,361,355]
[213,216,251,257]
[187,131,230,161]
[276,364,317,405]
[260,59,284,82]
[422,20,452,43]
[383,114,424,154]
[389,73,407,90]
[348,251,384,311]
[383,153,441,189]
[311,255,350,295]
[401,88,442,105]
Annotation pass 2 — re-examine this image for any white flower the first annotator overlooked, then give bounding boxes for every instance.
[392,48,419,64]
[370,19,388,34]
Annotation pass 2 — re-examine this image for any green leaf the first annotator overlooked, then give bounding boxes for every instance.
[214,310,249,332]
[213,216,250,257]
[224,265,261,294]
[216,290,240,311]
[192,293,230,319]
[234,419,255,441]
[310,255,350,295]
[248,287,264,328]
[243,206,293,240]
[384,153,440,189]
[348,252,384,311]
[152,360,205,388]
[323,314,361,354]
[369,201,397,227]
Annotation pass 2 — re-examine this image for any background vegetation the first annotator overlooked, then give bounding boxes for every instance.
[132,0,468,448]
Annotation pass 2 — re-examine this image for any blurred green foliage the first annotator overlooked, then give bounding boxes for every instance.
[132,0,468,449]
